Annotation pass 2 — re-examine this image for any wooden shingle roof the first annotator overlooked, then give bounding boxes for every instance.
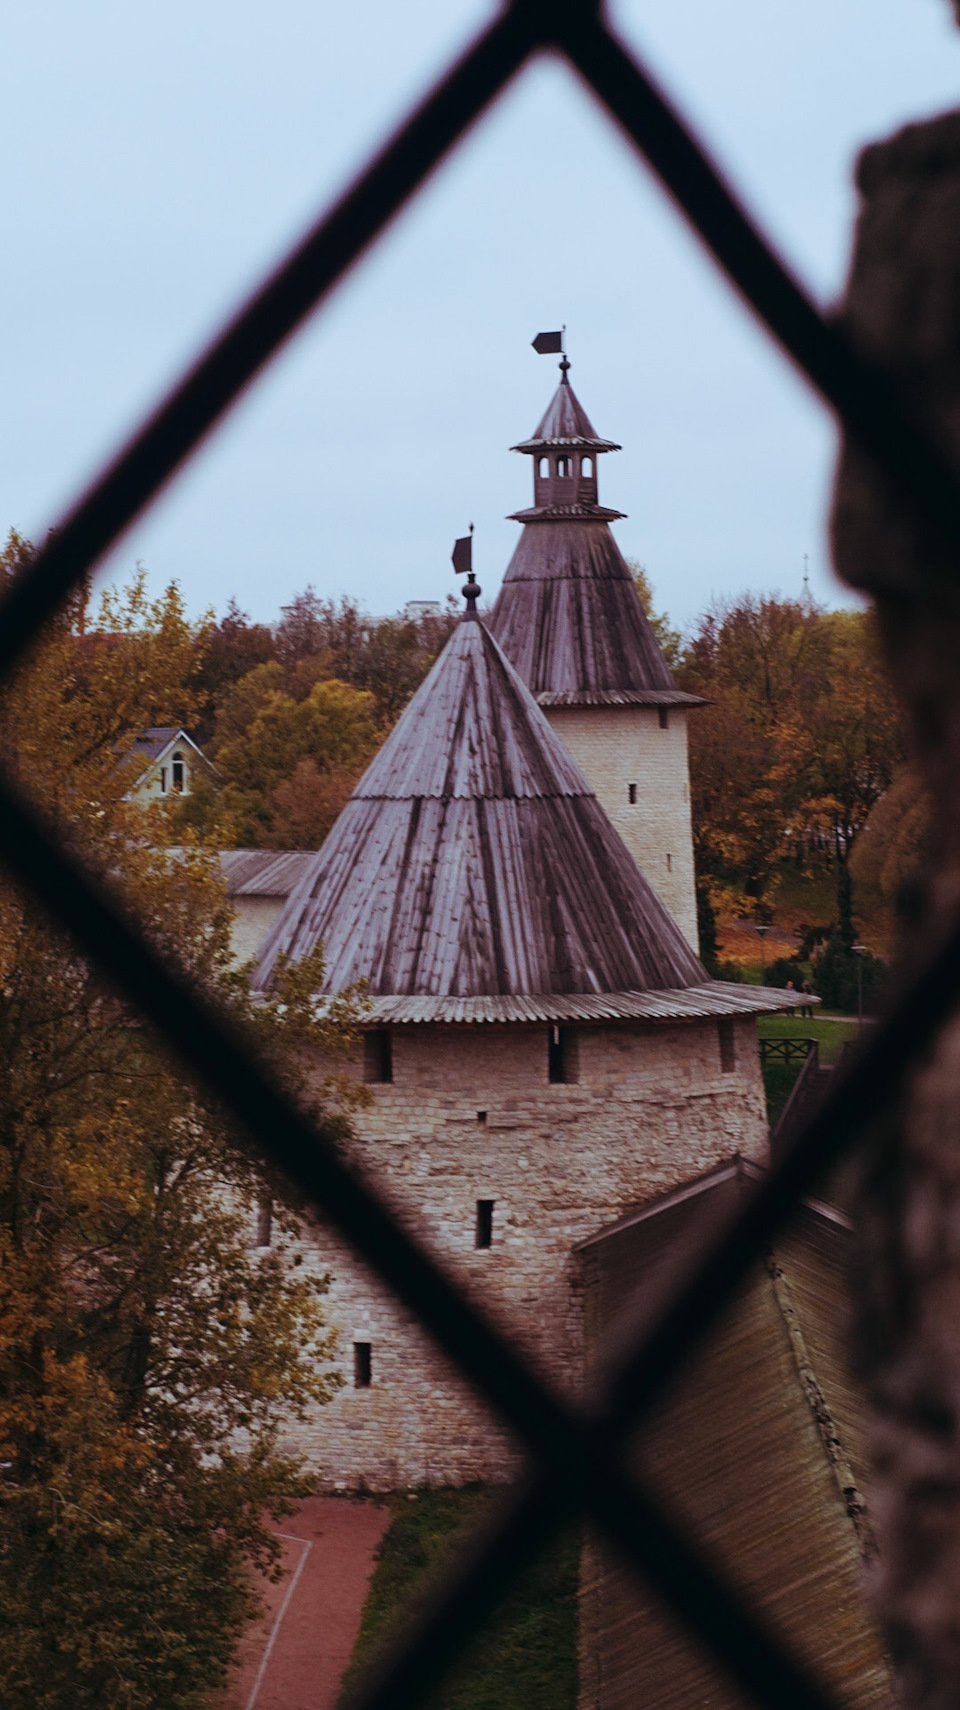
[512,372,621,453]
[489,520,687,699]
[491,374,703,703]
[251,617,706,998]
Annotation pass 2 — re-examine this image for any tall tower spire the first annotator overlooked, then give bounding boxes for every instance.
[489,362,703,952]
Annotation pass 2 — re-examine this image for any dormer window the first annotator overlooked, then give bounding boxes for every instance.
[172,753,185,793]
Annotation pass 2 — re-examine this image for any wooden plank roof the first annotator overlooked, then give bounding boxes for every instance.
[251,617,706,998]
[489,520,678,698]
[511,372,621,452]
[579,1160,891,1710]
[362,984,815,1025]
[218,850,315,896]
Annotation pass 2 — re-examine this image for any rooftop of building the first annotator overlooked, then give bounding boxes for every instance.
[511,362,621,453]
[251,612,708,999]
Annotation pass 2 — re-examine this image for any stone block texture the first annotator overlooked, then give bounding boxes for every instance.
[543,705,699,953]
[283,1016,768,1490]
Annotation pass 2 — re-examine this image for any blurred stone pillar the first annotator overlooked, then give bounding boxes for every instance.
[832,110,960,1710]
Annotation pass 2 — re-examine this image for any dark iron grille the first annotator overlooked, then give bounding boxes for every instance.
[1,3,955,1706]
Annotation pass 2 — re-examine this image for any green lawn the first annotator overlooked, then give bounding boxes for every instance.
[757,1014,861,1128]
[756,1013,860,1066]
[756,1012,862,1121]
[338,1487,579,1710]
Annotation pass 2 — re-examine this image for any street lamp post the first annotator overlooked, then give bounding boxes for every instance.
[756,923,770,984]
[852,944,867,1035]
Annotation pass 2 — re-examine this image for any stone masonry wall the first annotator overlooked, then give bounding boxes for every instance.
[282,1015,768,1490]
[543,705,699,953]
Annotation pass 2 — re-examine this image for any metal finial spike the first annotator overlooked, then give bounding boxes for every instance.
[559,354,570,379]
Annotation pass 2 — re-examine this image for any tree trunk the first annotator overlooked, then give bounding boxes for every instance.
[832,109,960,1710]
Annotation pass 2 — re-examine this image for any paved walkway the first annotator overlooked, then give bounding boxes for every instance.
[220,1496,391,1710]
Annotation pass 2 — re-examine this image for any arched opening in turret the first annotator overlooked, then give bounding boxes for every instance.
[538,456,549,478]
[581,455,593,478]
[556,455,572,479]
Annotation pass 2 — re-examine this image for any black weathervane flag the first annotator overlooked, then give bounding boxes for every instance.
[451,529,473,577]
[532,330,563,354]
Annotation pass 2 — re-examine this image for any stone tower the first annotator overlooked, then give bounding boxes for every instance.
[250,596,799,1490]
[489,359,702,952]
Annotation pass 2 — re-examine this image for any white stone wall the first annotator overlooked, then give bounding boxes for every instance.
[543,705,699,954]
[228,895,286,966]
[285,1015,768,1490]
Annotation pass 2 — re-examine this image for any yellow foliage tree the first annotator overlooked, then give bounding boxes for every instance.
[0,533,363,1708]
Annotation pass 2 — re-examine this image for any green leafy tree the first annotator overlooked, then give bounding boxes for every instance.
[212,676,382,848]
[629,562,683,671]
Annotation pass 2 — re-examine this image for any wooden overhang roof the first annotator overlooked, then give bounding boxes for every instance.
[490,520,703,702]
[512,373,620,452]
[250,616,709,999]
[361,984,815,1026]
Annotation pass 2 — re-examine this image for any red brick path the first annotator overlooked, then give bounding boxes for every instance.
[220,1496,391,1710]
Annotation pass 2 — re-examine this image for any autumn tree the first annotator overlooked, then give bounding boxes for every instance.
[189,596,276,742]
[677,594,904,926]
[630,563,683,670]
[0,533,361,1708]
[210,676,383,848]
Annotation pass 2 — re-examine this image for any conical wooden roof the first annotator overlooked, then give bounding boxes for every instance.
[492,373,701,706]
[251,617,705,998]
[490,522,680,698]
[512,371,620,452]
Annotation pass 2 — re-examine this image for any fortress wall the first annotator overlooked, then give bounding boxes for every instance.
[543,705,699,954]
[282,1016,767,1489]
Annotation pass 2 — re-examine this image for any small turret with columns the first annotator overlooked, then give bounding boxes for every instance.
[490,353,704,952]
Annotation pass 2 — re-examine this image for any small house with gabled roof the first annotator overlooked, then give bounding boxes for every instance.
[251,571,806,1491]
[123,725,215,806]
[490,357,704,950]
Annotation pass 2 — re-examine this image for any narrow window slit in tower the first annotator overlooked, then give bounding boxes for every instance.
[354,1342,372,1388]
[718,1018,736,1072]
[658,707,669,731]
[549,1026,578,1083]
[363,1029,393,1083]
[476,1200,494,1249]
[477,1110,487,1124]
[667,852,673,872]
[252,1195,273,1248]
[628,782,637,804]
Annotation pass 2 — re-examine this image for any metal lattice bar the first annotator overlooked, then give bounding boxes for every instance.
[0,748,843,1710]
[0,2,950,1706]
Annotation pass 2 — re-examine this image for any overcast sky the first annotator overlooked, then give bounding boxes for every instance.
[1,0,959,632]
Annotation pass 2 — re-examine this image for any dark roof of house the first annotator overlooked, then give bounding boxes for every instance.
[251,616,706,997]
[219,851,316,897]
[489,522,688,699]
[128,726,189,763]
[512,372,621,453]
